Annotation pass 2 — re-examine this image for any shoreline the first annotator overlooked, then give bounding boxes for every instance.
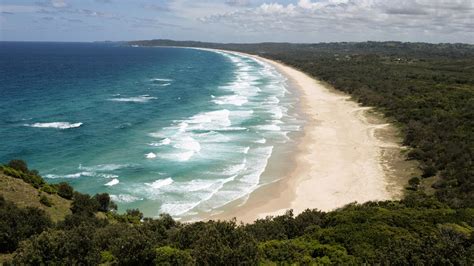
[187,48,418,223]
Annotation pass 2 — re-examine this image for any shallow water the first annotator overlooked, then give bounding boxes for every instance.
[0,42,303,218]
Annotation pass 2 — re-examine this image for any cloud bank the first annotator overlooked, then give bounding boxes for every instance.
[201,0,474,42]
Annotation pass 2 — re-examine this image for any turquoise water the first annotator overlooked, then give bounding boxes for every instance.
[0,42,303,218]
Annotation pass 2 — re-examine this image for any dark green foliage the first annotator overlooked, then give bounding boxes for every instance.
[154,246,194,265]
[94,193,113,212]
[71,192,100,215]
[187,221,259,265]
[7,159,28,173]
[100,250,118,264]
[40,184,57,194]
[1,163,45,189]
[56,182,74,199]
[0,196,52,253]
[2,189,474,264]
[258,239,356,264]
[407,177,421,190]
[107,226,155,265]
[13,225,100,265]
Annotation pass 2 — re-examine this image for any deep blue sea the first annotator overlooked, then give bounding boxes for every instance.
[0,42,303,218]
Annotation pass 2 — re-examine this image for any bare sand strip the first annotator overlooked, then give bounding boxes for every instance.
[200,49,419,223]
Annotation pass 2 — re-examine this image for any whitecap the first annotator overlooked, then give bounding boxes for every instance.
[148,138,171,146]
[173,136,201,152]
[108,95,157,103]
[98,174,119,179]
[145,177,173,189]
[151,78,173,82]
[45,171,94,179]
[212,95,248,106]
[110,194,143,203]
[105,178,119,186]
[146,152,157,159]
[79,164,128,172]
[25,122,83,129]
[162,150,195,162]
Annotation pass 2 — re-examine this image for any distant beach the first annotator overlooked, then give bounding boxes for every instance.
[197,49,418,223]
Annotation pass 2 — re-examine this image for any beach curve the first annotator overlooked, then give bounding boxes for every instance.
[195,48,417,223]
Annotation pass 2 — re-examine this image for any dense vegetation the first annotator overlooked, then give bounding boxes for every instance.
[1,160,473,264]
[2,41,473,264]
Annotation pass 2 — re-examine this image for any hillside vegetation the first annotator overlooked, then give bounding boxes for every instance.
[0,172,71,222]
[0,161,473,264]
[2,41,473,264]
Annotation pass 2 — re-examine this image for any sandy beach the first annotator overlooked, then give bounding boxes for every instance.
[202,49,418,223]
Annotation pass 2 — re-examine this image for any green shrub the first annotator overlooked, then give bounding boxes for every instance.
[56,182,74,199]
[39,195,52,207]
[0,196,52,253]
[100,251,118,264]
[94,193,113,212]
[7,159,29,173]
[41,184,57,194]
[71,192,100,215]
[154,246,194,265]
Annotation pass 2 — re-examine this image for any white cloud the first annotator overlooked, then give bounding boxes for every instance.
[51,0,67,8]
[200,0,474,41]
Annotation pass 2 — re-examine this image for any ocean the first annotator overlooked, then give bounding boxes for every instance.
[0,42,304,219]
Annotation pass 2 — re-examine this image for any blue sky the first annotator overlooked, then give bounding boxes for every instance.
[1,0,473,43]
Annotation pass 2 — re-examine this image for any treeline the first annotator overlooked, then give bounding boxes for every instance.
[1,161,473,264]
[131,40,474,208]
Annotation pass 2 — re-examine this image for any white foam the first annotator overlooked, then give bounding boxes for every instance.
[165,151,195,162]
[45,171,94,179]
[110,194,143,203]
[145,152,157,159]
[174,136,201,152]
[105,178,119,186]
[25,122,83,129]
[108,95,157,103]
[161,138,171,145]
[79,164,128,171]
[145,177,173,189]
[212,95,248,106]
[202,146,274,210]
[188,109,231,129]
[149,138,171,146]
[98,174,119,179]
[151,78,173,82]
[158,176,236,216]
[223,159,247,176]
[256,124,281,131]
[255,138,267,144]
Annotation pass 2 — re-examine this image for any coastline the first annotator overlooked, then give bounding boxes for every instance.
[190,48,418,223]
